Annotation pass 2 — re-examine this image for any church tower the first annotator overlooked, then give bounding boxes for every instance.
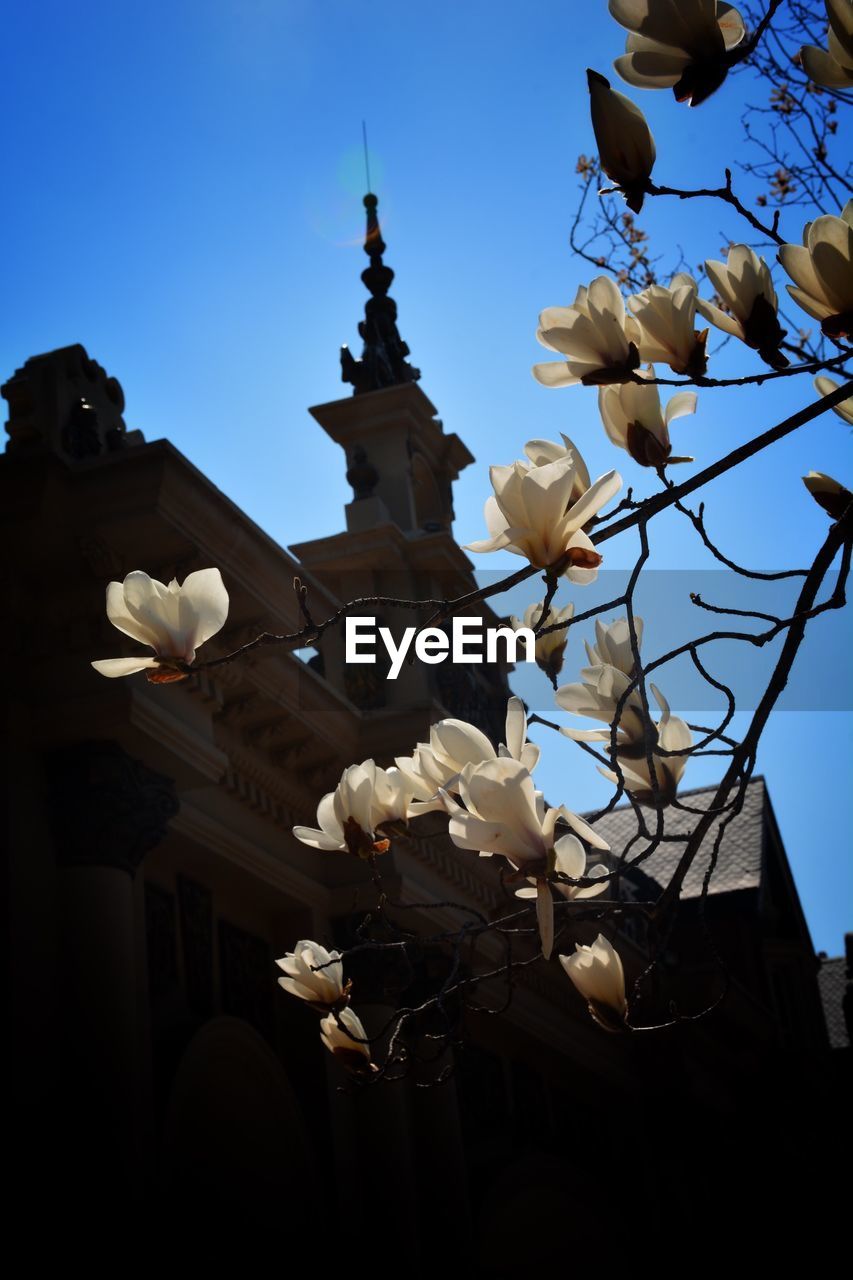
[291,192,511,751]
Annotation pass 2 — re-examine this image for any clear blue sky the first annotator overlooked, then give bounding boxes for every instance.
[1,1,850,952]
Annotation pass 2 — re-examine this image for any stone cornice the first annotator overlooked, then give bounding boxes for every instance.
[130,684,229,785]
[172,798,331,909]
[309,383,475,480]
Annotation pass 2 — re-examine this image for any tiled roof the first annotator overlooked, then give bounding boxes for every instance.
[586,777,767,899]
[818,956,850,1049]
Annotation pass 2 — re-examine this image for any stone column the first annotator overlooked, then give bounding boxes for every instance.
[48,740,178,1228]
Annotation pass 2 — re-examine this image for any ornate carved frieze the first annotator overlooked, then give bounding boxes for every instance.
[218,690,265,727]
[401,826,503,913]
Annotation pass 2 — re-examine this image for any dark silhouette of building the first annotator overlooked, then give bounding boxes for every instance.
[3,197,847,1270]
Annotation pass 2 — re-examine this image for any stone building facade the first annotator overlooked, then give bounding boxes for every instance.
[3,201,845,1268]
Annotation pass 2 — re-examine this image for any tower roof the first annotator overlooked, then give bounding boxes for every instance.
[340,193,421,395]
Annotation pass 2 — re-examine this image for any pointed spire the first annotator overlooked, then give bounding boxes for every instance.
[340,193,421,395]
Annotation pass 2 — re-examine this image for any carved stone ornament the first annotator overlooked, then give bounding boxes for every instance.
[2,344,143,461]
[346,445,379,500]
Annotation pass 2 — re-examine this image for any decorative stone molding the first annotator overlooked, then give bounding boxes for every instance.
[401,827,504,913]
[129,687,229,785]
[171,800,330,908]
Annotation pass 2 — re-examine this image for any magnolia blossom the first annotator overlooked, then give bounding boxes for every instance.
[510,601,575,682]
[609,0,746,106]
[524,433,592,503]
[276,941,346,1007]
[628,274,708,377]
[587,68,656,212]
[800,0,853,88]
[696,245,787,368]
[814,376,853,428]
[560,934,628,1031]
[320,1007,373,1072]
[91,568,229,681]
[802,470,852,521]
[777,201,853,339]
[293,760,411,858]
[598,684,694,807]
[465,453,621,582]
[556,661,652,746]
[598,369,696,467]
[533,276,642,387]
[584,616,644,677]
[515,832,610,903]
[395,696,540,815]
[558,615,692,806]
[442,757,609,958]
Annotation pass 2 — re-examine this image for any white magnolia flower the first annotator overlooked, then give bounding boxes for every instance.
[814,376,853,427]
[557,661,652,746]
[598,684,693,807]
[587,68,656,212]
[515,832,610,903]
[276,941,345,1007]
[443,757,609,958]
[465,453,621,581]
[533,276,642,388]
[91,568,229,681]
[628,274,708,377]
[777,201,853,339]
[801,0,853,88]
[395,696,541,816]
[510,601,575,682]
[802,470,852,520]
[696,244,788,368]
[292,760,411,858]
[609,0,746,106]
[584,616,644,677]
[320,1007,373,1072]
[524,434,592,504]
[598,369,696,467]
[560,934,628,1031]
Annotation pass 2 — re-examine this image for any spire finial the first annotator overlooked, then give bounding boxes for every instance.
[340,156,421,395]
[362,120,372,196]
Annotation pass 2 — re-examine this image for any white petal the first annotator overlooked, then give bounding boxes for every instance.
[554,833,585,880]
[105,581,161,649]
[664,391,698,425]
[292,825,345,851]
[122,571,183,655]
[504,696,526,761]
[532,361,580,388]
[536,881,555,961]
[561,808,611,851]
[178,568,230,649]
[91,656,160,678]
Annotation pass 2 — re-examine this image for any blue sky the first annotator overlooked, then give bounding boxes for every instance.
[1,0,850,951]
